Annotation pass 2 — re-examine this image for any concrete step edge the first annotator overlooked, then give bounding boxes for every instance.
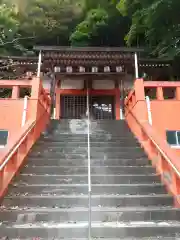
[2,221,180,228]
[11,183,164,187]
[4,194,171,199]
[19,174,159,177]
[0,206,176,213]
[24,166,153,168]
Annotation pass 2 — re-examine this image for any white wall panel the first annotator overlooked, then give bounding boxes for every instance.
[92,80,115,89]
[61,79,84,89]
[41,74,51,91]
[119,74,134,89]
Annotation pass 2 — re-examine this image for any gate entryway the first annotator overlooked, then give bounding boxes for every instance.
[60,95,86,119]
[60,95,115,119]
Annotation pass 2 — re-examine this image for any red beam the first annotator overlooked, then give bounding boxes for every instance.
[144,81,180,88]
[56,88,116,95]
[0,80,32,87]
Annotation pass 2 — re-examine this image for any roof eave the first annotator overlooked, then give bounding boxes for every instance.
[33,45,145,53]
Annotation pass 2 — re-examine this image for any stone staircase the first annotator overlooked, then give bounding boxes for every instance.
[1,119,180,239]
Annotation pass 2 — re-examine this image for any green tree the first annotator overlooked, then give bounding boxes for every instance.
[116,0,180,58]
[17,0,85,47]
[70,0,130,46]
[0,4,22,55]
[0,0,85,54]
[70,8,109,46]
[0,0,130,54]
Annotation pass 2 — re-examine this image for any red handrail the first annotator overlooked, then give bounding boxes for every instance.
[0,88,51,198]
[125,84,180,204]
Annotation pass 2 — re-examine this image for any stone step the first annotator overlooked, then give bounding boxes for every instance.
[53,132,133,136]
[1,207,180,223]
[7,183,166,196]
[53,132,134,136]
[37,140,140,147]
[42,134,136,139]
[33,145,142,152]
[2,194,173,208]
[52,131,135,136]
[54,130,133,135]
[53,125,133,129]
[57,120,127,124]
[22,166,155,175]
[0,238,176,240]
[1,221,180,238]
[30,147,146,158]
[29,152,147,159]
[16,174,161,185]
[36,141,140,147]
[52,122,131,127]
[26,158,150,166]
[32,147,144,155]
[58,119,125,122]
[56,123,131,128]
[53,121,127,125]
[53,128,132,131]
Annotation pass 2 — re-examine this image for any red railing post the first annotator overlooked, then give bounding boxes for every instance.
[176,87,180,100]
[156,87,164,100]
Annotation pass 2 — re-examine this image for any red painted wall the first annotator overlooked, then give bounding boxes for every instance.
[0,77,44,145]
[151,101,180,137]
[0,99,24,139]
[125,79,180,158]
[150,101,180,156]
[125,79,180,206]
[143,82,180,156]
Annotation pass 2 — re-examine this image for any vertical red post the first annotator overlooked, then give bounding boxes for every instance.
[176,87,180,100]
[12,86,19,99]
[30,77,41,120]
[115,88,120,120]
[156,87,164,100]
[55,91,60,119]
[31,77,41,99]
[134,78,148,122]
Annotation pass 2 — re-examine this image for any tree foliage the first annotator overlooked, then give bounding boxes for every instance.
[70,8,109,46]
[70,0,130,46]
[0,0,179,59]
[116,0,180,58]
[0,0,130,54]
[0,3,20,55]
[18,0,84,45]
[0,0,85,55]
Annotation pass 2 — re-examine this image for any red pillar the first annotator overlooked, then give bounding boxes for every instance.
[176,87,180,100]
[156,87,164,100]
[55,91,60,119]
[115,88,120,120]
[134,78,148,122]
[12,86,19,99]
